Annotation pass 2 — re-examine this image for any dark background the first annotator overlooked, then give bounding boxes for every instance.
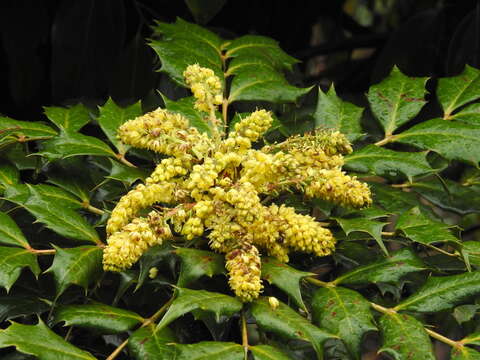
[1,0,479,121]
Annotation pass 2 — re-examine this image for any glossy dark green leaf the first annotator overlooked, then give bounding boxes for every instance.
[367,66,427,135]
[312,287,376,359]
[157,288,242,330]
[394,118,480,165]
[3,143,39,170]
[334,216,389,255]
[396,207,460,245]
[370,183,423,214]
[44,104,90,132]
[47,175,90,202]
[175,341,243,360]
[175,247,224,287]
[438,65,480,118]
[150,18,223,85]
[0,296,50,322]
[128,325,178,360]
[46,245,103,297]
[0,212,30,248]
[345,145,433,181]
[0,320,96,360]
[185,0,226,25]
[451,347,480,360]
[261,257,313,310]
[0,247,40,291]
[54,303,143,334]
[37,130,116,161]
[97,98,142,153]
[0,117,56,142]
[4,185,100,243]
[224,35,297,71]
[227,60,311,103]
[453,304,479,324]
[0,161,19,189]
[450,103,480,125]
[314,85,363,140]
[378,313,435,360]
[161,95,210,134]
[251,297,336,357]
[411,178,480,215]
[107,160,149,185]
[250,345,291,360]
[137,244,174,290]
[332,248,425,285]
[395,271,480,312]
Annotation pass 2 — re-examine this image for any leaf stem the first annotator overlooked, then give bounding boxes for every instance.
[241,310,249,360]
[105,296,174,360]
[28,248,56,255]
[82,202,105,215]
[374,135,397,146]
[222,98,229,127]
[305,276,334,288]
[116,153,137,168]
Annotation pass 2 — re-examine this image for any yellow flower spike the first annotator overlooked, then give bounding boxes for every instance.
[226,243,263,302]
[183,64,223,114]
[233,109,273,142]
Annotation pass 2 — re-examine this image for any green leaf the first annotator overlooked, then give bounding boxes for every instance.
[261,257,314,310]
[312,287,376,359]
[37,131,116,161]
[0,212,30,248]
[46,246,103,297]
[332,248,425,285]
[251,297,336,357]
[453,304,479,324]
[0,320,96,360]
[185,0,226,25]
[0,296,50,322]
[411,178,480,215]
[378,313,435,360]
[438,65,480,118]
[227,60,311,103]
[150,18,223,85]
[47,175,90,202]
[250,345,291,360]
[345,145,433,181]
[450,103,480,125]
[394,118,480,165]
[137,244,174,290]
[314,85,363,140]
[107,159,149,185]
[395,271,480,312]
[463,241,480,268]
[161,95,210,134]
[97,98,142,153]
[367,66,427,136]
[0,161,19,189]
[157,288,242,330]
[54,303,143,334]
[451,347,480,360]
[128,325,178,360]
[396,207,460,245]
[334,216,389,255]
[4,185,100,243]
[370,183,423,213]
[175,341,244,360]
[175,247,224,287]
[224,35,297,71]
[0,247,40,291]
[0,117,56,141]
[3,143,39,170]
[461,332,480,346]
[44,104,90,132]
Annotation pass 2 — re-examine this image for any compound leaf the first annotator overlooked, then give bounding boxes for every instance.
[54,303,143,334]
[0,320,96,360]
[378,313,435,360]
[395,271,480,312]
[367,66,427,136]
[46,245,103,298]
[157,288,242,330]
[251,297,336,357]
[312,287,376,359]
[175,247,224,287]
[261,257,314,310]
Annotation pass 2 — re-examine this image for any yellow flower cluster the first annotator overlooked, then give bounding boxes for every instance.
[103,64,372,302]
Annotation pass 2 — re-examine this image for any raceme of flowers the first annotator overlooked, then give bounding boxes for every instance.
[103,64,372,302]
